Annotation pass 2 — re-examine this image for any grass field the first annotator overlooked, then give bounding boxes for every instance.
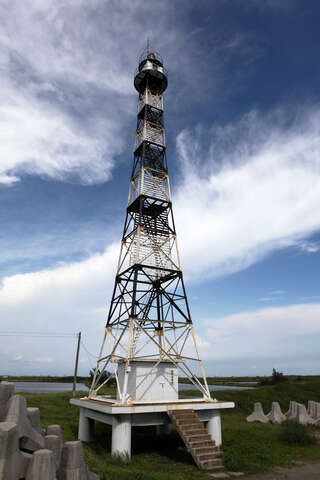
[20,379,320,479]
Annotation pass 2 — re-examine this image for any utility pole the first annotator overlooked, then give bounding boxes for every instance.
[72,331,81,398]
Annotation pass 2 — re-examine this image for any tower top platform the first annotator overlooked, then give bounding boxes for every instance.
[134,49,168,94]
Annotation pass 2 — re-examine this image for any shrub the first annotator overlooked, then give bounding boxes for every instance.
[258,368,288,386]
[279,421,316,446]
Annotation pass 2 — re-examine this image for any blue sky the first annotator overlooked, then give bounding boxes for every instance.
[0,0,320,377]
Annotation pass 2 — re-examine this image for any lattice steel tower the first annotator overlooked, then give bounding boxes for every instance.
[90,49,210,403]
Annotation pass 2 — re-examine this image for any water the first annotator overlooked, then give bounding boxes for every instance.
[13,382,89,393]
[12,381,253,394]
[179,383,254,391]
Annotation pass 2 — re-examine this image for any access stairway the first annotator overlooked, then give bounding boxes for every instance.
[168,409,224,471]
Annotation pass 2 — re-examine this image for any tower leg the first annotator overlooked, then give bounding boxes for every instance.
[78,408,94,442]
[112,414,131,459]
[207,410,222,447]
[156,424,171,435]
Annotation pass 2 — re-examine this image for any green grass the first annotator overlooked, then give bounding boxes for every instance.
[21,381,320,479]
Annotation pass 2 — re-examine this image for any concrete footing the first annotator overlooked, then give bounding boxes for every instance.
[112,414,131,459]
[267,402,286,424]
[207,410,222,446]
[26,449,57,480]
[79,408,94,442]
[246,402,269,423]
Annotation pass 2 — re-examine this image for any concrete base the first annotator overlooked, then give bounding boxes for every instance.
[112,414,131,459]
[207,410,222,446]
[71,397,234,459]
[78,408,94,442]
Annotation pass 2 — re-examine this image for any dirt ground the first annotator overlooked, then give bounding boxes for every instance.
[243,462,320,480]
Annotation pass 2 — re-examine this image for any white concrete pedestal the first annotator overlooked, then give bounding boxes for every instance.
[71,397,234,460]
[112,414,131,459]
[79,407,94,442]
[207,410,222,446]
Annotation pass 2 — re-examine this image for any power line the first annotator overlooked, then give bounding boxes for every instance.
[80,341,99,360]
[0,331,76,338]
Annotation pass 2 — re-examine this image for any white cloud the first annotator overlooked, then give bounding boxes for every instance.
[174,108,320,279]
[0,243,119,375]
[202,303,320,370]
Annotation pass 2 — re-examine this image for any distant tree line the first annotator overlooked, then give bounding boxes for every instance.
[258,368,288,386]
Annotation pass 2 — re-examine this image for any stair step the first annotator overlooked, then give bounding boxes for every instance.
[202,458,223,465]
[200,462,224,471]
[185,433,212,442]
[173,414,197,422]
[190,440,217,448]
[176,418,202,426]
[198,453,221,461]
[193,446,218,455]
[188,436,216,445]
[180,425,205,435]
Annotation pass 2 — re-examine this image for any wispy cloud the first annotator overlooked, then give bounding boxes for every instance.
[174,107,320,280]
[0,0,182,186]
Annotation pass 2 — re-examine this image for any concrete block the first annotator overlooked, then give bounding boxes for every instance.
[308,400,315,418]
[286,401,298,420]
[0,382,15,421]
[27,407,42,434]
[26,449,57,480]
[58,441,87,480]
[314,417,320,426]
[46,425,63,443]
[267,402,286,424]
[21,451,33,471]
[0,422,19,459]
[45,434,62,470]
[0,422,30,480]
[246,402,269,423]
[58,441,99,480]
[5,395,45,451]
[314,402,320,419]
[295,403,315,425]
